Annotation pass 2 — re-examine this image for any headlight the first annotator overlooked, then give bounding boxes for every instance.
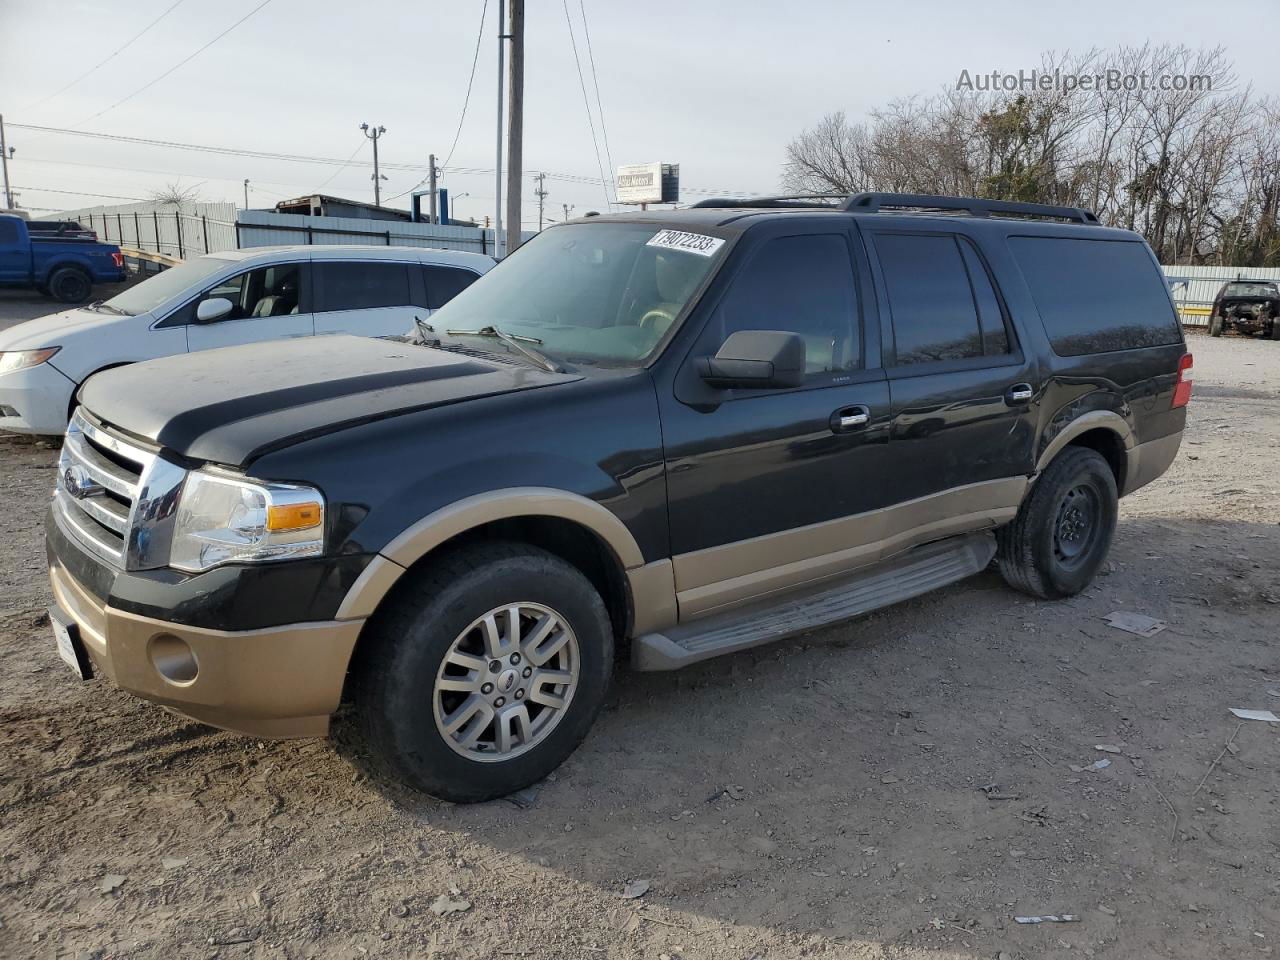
[169,470,325,573]
[0,347,60,376]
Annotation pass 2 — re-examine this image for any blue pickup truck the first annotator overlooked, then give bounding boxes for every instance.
[0,214,127,303]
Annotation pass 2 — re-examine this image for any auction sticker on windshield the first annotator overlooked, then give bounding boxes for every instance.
[646,229,725,257]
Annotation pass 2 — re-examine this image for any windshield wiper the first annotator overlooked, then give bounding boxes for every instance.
[86,300,130,316]
[445,325,565,373]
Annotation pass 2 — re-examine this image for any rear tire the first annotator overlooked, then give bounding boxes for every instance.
[996,447,1118,600]
[1208,315,1224,337]
[48,267,92,304]
[348,541,614,802]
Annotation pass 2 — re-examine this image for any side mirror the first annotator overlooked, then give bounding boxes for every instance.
[697,330,805,390]
[195,297,233,323]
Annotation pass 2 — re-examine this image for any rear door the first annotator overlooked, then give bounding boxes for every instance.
[185,261,315,351]
[312,260,419,338]
[862,226,1038,515]
[0,218,30,283]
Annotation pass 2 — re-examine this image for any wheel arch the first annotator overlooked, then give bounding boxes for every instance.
[1035,411,1133,494]
[337,488,673,649]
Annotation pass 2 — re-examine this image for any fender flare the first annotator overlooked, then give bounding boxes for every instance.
[335,487,647,621]
[1034,410,1134,476]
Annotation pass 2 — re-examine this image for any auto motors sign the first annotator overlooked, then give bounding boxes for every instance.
[616,162,679,204]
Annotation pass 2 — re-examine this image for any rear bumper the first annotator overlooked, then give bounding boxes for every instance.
[0,361,75,435]
[49,552,364,739]
[1122,431,1183,496]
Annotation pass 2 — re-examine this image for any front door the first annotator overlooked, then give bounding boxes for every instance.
[186,261,314,351]
[312,260,420,338]
[0,218,29,283]
[862,228,1039,526]
[657,222,894,619]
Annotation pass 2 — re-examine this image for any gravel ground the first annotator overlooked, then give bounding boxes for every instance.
[1,330,1278,960]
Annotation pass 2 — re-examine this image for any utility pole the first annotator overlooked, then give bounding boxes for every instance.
[534,172,548,230]
[242,178,249,210]
[0,115,14,209]
[494,0,505,257]
[504,0,525,254]
[427,153,438,224]
[361,122,387,207]
[562,203,574,222]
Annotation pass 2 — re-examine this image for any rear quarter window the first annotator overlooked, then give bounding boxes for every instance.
[1009,236,1181,356]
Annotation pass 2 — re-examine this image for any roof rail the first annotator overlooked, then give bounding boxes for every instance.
[689,194,844,210]
[843,192,1100,224]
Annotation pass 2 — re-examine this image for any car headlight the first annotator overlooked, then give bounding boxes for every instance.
[0,347,60,376]
[169,470,325,573]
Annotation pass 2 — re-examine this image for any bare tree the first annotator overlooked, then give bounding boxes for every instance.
[780,44,1276,265]
[149,181,202,207]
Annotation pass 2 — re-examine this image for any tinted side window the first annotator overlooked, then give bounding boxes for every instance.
[1009,237,1182,356]
[423,265,481,309]
[958,239,1010,355]
[710,234,860,374]
[0,220,22,244]
[876,233,982,366]
[316,262,410,312]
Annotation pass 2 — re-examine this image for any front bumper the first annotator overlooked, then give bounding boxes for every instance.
[0,360,76,435]
[49,557,364,738]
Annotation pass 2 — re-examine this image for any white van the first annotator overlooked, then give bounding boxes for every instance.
[0,245,494,435]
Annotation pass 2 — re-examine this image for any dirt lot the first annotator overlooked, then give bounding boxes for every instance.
[1,331,1278,960]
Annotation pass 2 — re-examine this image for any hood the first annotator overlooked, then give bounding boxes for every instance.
[0,306,133,351]
[80,334,581,467]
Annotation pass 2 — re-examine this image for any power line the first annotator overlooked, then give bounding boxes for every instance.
[7,123,766,197]
[386,0,488,204]
[561,0,611,210]
[20,0,190,113]
[76,0,275,127]
[14,184,151,203]
[313,138,367,192]
[578,0,616,201]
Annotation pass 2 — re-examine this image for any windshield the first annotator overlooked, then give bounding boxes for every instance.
[1224,282,1278,298]
[430,222,727,365]
[102,255,236,316]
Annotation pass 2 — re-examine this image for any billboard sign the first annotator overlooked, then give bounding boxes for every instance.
[616,162,679,204]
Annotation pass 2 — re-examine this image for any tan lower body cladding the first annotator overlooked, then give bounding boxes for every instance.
[671,477,1028,618]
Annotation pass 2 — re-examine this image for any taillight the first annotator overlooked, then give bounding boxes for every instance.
[111,252,124,267]
[1172,352,1193,408]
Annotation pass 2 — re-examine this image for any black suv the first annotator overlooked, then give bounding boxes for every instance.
[45,193,1191,801]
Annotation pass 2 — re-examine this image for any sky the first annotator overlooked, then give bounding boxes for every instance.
[1,0,1277,229]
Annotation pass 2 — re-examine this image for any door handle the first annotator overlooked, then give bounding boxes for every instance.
[831,405,871,432]
[1005,383,1034,404]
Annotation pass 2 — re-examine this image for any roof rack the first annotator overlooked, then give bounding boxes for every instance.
[689,194,844,210]
[843,192,1099,225]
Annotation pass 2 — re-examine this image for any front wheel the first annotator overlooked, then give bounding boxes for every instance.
[348,542,614,802]
[996,447,1118,600]
[1208,315,1224,337]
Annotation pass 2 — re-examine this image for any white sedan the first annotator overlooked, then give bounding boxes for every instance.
[0,244,494,435]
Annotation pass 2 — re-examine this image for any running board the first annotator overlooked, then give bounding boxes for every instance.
[631,532,996,671]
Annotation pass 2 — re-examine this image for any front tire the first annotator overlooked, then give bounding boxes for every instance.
[48,267,92,304]
[1208,315,1224,337]
[996,447,1118,600]
[349,542,614,802]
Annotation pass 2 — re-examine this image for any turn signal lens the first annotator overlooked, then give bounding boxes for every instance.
[266,502,323,531]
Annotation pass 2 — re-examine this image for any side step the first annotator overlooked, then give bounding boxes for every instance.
[631,532,996,671]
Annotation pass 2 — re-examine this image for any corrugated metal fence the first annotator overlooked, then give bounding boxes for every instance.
[49,201,515,260]
[67,201,238,259]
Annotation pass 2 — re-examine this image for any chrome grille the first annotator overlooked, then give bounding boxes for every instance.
[54,411,187,570]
